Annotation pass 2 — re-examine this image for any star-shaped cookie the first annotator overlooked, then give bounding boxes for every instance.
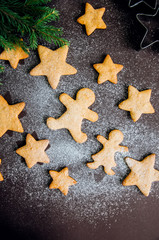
[0,46,29,69]
[123,154,159,196]
[93,55,123,84]
[77,3,106,36]
[118,85,155,122]
[0,95,25,137]
[0,159,4,181]
[49,167,77,195]
[16,134,50,168]
[30,45,77,89]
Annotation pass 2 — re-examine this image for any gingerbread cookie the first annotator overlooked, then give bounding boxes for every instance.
[47,88,98,143]
[30,45,77,89]
[0,95,25,137]
[118,85,155,122]
[16,134,50,168]
[49,167,77,196]
[0,159,4,181]
[123,154,159,196]
[0,45,29,69]
[93,55,123,84]
[77,3,106,36]
[87,130,128,175]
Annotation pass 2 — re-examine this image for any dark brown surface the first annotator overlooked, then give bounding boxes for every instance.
[0,0,159,240]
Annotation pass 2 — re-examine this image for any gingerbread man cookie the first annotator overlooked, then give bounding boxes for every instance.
[47,88,98,143]
[87,130,128,175]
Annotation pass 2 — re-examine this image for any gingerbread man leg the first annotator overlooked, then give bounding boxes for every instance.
[68,125,87,143]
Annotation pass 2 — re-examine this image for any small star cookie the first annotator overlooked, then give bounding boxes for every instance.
[87,130,128,175]
[77,3,106,36]
[123,154,159,196]
[0,95,25,137]
[0,159,4,181]
[49,167,77,195]
[47,88,98,143]
[30,45,77,89]
[16,134,50,168]
[0,46,29,69]
[118,85,155,122]
[93,55,123,84]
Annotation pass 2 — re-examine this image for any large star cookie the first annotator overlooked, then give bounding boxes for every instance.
[123,154,159,196]
[0,95,25,137]
[47,88,98,143]
[16,134,50,168]
[30,45,77,89]
[49,167,77,195]
[118,85,155,122]
[0,159,4,181]
[87,130,128,175]
[77,3,106,36]
[93,55,123,84]
[0,46,29,69]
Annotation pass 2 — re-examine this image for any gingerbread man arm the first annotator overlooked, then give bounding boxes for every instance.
[97,135,107,145]
[117,145,128,152]
[59,93,74,107]
[84,109,98,122]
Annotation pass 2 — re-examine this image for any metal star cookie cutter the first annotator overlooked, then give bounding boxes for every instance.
[128,0,158,10]
[136,7,159,49]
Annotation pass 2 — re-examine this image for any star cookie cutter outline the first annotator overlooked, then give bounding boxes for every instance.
[136,7,159,49]
[128,0,158,10]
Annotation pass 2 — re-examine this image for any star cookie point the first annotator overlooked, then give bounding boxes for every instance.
[0,159,4,182]
[30,45,77,89]
[16,133,50,168]
[93,55,123,84]
[123,154,159,196]
[0,96,25,137]
[49,167,77,195]
[119,85,155,122]
[77,3,106,36]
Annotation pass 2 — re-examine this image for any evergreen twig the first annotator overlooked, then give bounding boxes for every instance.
[0,0,69,74]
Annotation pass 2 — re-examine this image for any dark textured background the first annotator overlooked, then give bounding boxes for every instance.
[0,0,159,240]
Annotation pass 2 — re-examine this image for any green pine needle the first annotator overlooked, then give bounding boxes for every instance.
[0,0,69,52]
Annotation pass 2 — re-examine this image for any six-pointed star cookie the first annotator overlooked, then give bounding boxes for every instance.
[77,3,106,36]
[0,159,4,182]
[0,95,25,137]
[118,85,155,122]
[0,46,29,69]
[16,134,50,168]
[49,167,77,195]
[123,154,159,196]
[93,55,123,84]
[30,45,77,89]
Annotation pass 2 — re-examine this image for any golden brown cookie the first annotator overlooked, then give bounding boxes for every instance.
[118,85,155,122]
[16,134,50,168]
[87,130,128,175]
[0,46,29,69]
[77,3,106,36]
[93,55,123,84]
[123,154,159,196]
[30,45,77,89]
[49,167,77,196]
[0,95,25,137]
[0,159,4,181]
[47,88,98,143]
